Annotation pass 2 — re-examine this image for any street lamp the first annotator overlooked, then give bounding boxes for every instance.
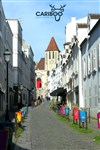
[4,49,11,122]
[20,84,23,104]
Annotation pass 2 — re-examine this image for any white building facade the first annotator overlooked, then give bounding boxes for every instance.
[22,40,35,105]
[7,19,23,106]
[49,14,100,118]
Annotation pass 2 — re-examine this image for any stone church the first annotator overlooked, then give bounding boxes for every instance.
[35,36,60,99]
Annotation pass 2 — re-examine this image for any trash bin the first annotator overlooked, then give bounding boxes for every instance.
[97,112,100,129]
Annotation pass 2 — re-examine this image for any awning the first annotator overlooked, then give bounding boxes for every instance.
[50,88,67,96]
[0,88,5,94]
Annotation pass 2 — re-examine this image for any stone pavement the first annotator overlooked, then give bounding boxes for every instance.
[13,103,100,150]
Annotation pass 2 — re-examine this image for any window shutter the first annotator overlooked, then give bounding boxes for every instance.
[98,44,100,68]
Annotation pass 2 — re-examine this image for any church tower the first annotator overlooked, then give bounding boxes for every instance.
[45,37,60,71]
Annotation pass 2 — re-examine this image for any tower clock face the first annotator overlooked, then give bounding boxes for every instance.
[50,60,54,64]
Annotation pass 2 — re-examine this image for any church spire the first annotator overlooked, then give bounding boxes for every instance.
[45,37,60,52]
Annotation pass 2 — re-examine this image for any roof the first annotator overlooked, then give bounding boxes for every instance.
[36,58,45,70]
[22,40,30,49]
[45,37,60,52]
[88,14,100,19]
[77,23,87,28]
[63,42,71,46]
[88,19,100,35]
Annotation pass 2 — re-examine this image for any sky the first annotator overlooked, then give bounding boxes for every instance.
[2,0,100,62]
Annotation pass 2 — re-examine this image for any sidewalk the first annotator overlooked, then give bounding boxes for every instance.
[13,107,32,150]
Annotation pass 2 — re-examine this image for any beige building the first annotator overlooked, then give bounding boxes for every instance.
[35,36,60,99]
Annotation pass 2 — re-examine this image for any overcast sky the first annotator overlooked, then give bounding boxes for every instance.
[2,0,100,61]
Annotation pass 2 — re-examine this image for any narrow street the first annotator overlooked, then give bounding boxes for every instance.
[30,102,100,150]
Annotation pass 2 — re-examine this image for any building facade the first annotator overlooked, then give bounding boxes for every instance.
[22,40,35,105]
[7,19,23,106]
[81,19,100,117]
[0,1,35,120]
[49,14,100,118]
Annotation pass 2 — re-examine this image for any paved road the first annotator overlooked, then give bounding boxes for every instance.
[30,102,100,150]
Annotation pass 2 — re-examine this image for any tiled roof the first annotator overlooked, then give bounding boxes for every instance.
[45,37,60,52]
[89,14,100,19]
[36,58,45,70]
[64,42,71,46]
[77,23,87,28]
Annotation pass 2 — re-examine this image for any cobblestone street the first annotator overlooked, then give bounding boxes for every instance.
[14,102,100,150]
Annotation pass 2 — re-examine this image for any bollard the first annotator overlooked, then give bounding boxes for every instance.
[61,106,65,115]
[65,107,70,119]
[97,112,100,129]
[79,110,87,128]
[73,108,79,124]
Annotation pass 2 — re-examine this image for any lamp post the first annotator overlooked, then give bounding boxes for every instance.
[20,84,23,104]
[4,49,11,122]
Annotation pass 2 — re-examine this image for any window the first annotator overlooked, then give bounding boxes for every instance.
[87,54,91,75]
[0,93,3,111]
[49,52,51,59]
[84,90,87,106]
[53,52,54,59]
[83,58,86,78]
[75,59,78,74]
[98,44,100,68]
[89,87,92,107]
[0,39,2,57]
[94,85,97,107]
[0,12,2,31]
[92,48,97,72]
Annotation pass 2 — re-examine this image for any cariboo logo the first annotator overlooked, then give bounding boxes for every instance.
[36,5,66,21]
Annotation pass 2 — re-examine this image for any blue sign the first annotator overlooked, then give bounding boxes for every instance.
[65,107,69,116]
[80,110,87,123]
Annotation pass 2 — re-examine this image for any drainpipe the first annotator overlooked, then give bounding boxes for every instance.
[79,46,84,108]
[98,44,100,109]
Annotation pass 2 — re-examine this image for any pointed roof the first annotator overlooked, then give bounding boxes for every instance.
[45,37,60,52]
[36,58,45,70]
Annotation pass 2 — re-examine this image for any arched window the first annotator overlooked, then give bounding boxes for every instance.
[36,78,42,89]
[49,52,51,59]
[53,51,54,59]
